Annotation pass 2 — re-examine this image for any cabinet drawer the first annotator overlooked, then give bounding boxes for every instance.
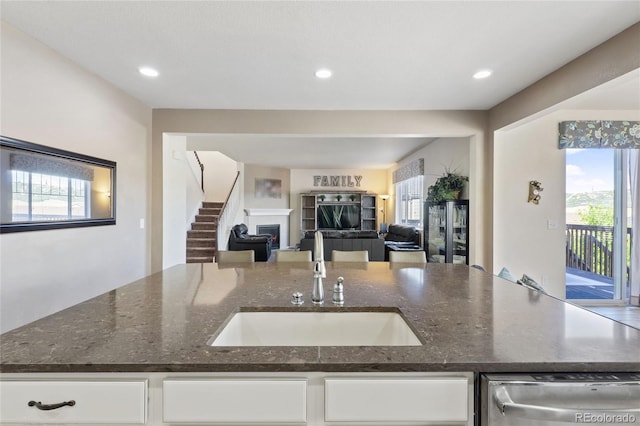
[325,377,468,422]
[0,380,147,424]
[163,379,307,423]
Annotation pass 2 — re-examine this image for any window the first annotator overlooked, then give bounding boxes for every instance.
[395,175,424,227]
[393,159,425,228]
[11,170,88,222]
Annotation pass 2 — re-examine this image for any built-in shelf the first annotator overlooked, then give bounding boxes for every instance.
[300,192,378,237]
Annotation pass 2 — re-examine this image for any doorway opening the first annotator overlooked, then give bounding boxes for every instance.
[565,149,631,302]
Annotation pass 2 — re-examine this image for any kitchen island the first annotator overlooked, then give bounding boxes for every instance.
[1,262,639,425]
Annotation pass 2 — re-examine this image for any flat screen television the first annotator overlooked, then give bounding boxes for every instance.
[317,204,360,229]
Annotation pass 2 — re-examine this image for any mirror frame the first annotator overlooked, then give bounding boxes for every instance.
[0,135,117,233]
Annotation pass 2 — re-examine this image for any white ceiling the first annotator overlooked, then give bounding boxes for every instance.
[187,135,437,169]
[2,1,639,168]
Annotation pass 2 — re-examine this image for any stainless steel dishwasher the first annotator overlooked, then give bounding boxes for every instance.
[481,373,640,425]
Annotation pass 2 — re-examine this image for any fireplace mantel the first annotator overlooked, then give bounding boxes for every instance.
[244,209,293,216]
[243,209,294,249]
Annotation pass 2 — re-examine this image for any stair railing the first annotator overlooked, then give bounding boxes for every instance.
[193,151,204,192]
[217,172,241,251]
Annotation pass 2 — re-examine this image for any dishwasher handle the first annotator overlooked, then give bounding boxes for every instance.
[494,386,640,423]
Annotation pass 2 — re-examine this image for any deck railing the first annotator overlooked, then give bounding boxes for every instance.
[566,224,632,281]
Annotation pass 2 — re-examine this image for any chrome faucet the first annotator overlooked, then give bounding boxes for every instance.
[312,260,324,305]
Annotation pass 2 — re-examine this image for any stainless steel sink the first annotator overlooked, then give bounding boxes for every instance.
[208,310,422,346]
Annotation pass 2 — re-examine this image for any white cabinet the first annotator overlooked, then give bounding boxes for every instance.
[163,379,307,423]
[325,377,469,423]
[0,380,147,424]
[0,372,473,425]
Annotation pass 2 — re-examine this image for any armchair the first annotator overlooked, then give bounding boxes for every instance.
[228,223,272,261]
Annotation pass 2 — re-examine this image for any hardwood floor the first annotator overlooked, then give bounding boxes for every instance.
[584,306,640,329]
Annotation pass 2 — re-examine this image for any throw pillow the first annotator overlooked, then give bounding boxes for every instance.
[497,267,517,283]
[517,274,546,293]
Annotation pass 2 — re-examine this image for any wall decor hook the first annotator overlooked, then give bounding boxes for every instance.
[528,180,543,205]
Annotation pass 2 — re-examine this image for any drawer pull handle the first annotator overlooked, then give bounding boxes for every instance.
[28,400,76,411]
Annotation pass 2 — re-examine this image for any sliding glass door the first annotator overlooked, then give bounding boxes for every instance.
[565,149,631,302]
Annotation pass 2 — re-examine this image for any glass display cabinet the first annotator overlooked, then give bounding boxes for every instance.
[424,200,469,264]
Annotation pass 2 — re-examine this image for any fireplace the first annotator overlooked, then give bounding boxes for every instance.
[257,224,280,249]
[245,209,292,248]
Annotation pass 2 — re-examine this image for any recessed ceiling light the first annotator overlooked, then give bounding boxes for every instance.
[315,68,332,79]
[139,66,159,78]
[473,69,492,79]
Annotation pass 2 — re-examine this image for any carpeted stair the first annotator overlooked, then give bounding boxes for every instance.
[186,201,222,263]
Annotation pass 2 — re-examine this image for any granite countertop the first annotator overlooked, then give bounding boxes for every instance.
[1,262,639,374]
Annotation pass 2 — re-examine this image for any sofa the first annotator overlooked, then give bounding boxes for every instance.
[299,230,385,261]
[384,224,421,244]
[383,224,422,260]
[228,223,272,261]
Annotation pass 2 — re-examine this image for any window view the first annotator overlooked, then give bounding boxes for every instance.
[11,171,88,221]
[395,175,423,227]
[565,149,631,300]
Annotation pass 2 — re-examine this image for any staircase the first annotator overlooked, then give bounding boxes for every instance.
[186,201,222,263]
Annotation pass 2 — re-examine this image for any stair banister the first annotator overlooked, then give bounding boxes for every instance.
[217,172,241,252]
[193,151,205,192]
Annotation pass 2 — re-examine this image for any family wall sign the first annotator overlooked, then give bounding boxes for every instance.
[313,175,363,187]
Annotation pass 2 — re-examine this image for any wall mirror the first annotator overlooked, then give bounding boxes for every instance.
[1,136,116,233]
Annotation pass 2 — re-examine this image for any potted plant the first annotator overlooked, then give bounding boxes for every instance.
[318,194,326,202]
[427,170,468,202]
[335,194,342,202]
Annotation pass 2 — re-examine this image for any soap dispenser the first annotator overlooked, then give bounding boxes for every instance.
[332,276,345,305]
